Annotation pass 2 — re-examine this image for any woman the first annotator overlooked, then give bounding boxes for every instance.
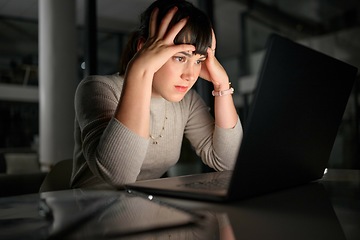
[71,0,243,189]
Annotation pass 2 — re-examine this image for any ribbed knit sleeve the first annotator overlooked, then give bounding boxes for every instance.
[183,91,243,171]
[72,74,149,188]
[93,118,149,184]
[212,118,242,170]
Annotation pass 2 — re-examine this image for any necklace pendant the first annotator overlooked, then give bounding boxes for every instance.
[150,135,158,144]
[149,101,167,145]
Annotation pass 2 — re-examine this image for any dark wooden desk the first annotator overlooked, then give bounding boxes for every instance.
[0,169,359,240]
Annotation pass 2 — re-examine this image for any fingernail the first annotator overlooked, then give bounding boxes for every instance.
[180,17,189,22]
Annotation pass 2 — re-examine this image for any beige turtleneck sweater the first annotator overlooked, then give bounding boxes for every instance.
[71,73,242,189]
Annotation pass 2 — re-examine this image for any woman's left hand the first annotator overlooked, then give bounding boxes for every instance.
[199,30,230,91]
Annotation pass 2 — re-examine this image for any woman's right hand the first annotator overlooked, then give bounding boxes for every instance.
[128,7,195,76]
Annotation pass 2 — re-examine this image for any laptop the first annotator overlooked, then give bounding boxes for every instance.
[126,33,358,202]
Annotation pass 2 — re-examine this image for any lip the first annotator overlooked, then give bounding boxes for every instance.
[174,85,189,93]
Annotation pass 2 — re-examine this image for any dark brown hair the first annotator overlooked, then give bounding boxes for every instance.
[119,0,213,75]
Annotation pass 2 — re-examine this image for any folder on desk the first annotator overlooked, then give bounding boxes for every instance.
[126,33,358,202]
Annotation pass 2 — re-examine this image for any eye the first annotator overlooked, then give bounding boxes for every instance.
[173,56,186,62]
[196,60,205,65]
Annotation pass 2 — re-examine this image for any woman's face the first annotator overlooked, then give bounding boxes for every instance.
[152,50,206,102]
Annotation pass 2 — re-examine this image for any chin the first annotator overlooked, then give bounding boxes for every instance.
[164,94,186,103]
[166,97,184,103]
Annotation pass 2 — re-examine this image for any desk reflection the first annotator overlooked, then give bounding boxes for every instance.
[0,181,350,240]
[0,189,230,240]
[229,182,346,240]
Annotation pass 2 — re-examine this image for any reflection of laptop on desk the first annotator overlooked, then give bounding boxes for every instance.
[126,33,358,202]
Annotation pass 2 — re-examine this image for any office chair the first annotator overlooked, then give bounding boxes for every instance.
[39,159,73,192]
[0,172,47,197]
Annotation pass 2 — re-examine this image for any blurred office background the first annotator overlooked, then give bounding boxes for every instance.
[0,0,359,178]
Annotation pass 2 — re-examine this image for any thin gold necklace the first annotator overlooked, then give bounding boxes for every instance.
[150,102,167,144]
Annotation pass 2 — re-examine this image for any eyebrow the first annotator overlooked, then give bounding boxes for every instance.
[179,51,207,60]
[179,51,193,57]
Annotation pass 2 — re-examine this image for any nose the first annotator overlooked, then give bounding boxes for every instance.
[181,63,196,82]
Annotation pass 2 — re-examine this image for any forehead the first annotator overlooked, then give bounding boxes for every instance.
[175,27,211,56]
[178,51,207,59]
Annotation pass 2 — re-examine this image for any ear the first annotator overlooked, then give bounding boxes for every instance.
[137,37,146,51]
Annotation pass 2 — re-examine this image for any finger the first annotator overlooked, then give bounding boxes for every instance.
[200,47,217,81]
[149,8,159,38]
[164,17,188,43]
[207,47,215,59]
[158,6,178,37]
[168,43,196,55]
[211,29,216,51]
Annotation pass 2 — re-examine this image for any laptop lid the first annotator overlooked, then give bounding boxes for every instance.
[228,33,357,200]
[126,33,357,202]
